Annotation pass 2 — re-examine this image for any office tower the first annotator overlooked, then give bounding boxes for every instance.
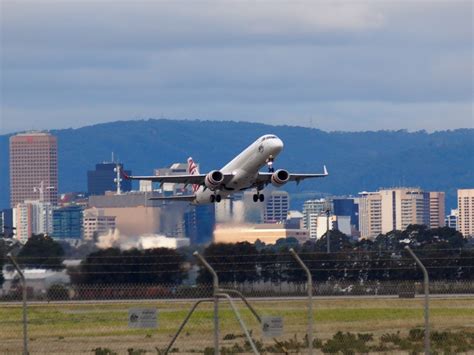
[12,200,54,242]
[87,162,131,196]
[302,198,330,239]
[359,188,437,239]
[1,209,13,237]
[83,207,116,240]
[458,189,474,237]
[184,204,216,245]
[445,209,458,230]
[379,188,430,232]
[358,192,382,239]
[429,192,445,228]
[215,193,245,223]
[264,190,290,223]
[10,132,58,207]
[52,205,84,239]
[333,198,359,230]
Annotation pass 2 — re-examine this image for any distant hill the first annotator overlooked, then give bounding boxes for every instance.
[1,119,473,210]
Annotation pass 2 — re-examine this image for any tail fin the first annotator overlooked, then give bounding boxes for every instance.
[187,157,200,193]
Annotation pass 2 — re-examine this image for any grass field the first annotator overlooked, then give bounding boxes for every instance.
[1,297,473,354]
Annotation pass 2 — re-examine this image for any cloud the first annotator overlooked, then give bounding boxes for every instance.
[1,0,472,133]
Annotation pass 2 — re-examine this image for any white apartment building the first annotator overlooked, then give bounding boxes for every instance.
[13,200,54,243]
[445,209,458,230]
[458,189,474,237]
[302,198,331,239]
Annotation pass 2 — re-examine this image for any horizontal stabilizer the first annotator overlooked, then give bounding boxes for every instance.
[148,195,196,201]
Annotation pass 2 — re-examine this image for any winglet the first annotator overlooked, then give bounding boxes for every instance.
[323,165,328,176]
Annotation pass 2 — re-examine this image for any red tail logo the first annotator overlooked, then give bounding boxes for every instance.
[187,157,200,193]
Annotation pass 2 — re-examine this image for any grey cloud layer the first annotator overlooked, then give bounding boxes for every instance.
[1,0,472,133]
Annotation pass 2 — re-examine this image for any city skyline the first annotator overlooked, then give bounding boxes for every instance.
[1,1,472,134]
[4,132,471,242]
[1,120,472,212]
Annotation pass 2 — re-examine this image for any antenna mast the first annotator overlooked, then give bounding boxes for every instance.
[114,163,122,195]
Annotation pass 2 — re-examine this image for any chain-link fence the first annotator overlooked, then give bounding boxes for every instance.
[1,251,473,354]
[1,281,473,354]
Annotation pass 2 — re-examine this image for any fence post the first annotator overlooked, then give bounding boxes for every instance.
[8,254,29,355]
[405,246,430,355]
[194,251,219,355]
[290,248,313,355]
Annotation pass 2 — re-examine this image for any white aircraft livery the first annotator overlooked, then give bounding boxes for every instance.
[123,134,328,204]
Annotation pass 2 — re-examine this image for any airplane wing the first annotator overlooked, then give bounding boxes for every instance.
[123,172,207,185]
[123,171,234,185]
[257,165,328,184]
[148,195,196,201]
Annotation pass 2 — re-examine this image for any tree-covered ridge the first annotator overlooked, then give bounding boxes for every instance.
[0,119,473,209]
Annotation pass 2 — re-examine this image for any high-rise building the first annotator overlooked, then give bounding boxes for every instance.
[359,188,439,239]
[1,209,13,237]
[10,132,58,207]
[302,198,331,239]
[184,204,216,245]
[380,188,430,232]
[52,205,84,239]
[458,189,474,237]
[263,190,290,223]
[429,192,445,229]
[87,162,131,196]
[83,207,116,240]
[445,209,458,230]
[332,197,360,238]
[12,200,54,243]
[358,192,383,239]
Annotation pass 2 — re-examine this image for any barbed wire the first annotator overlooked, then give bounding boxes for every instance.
[56,265,474,274]
[8,255,474,268]
[4,248,473,261]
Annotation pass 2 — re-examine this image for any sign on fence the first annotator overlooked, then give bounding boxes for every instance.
[261,316,283,337]
[128,308,158,329]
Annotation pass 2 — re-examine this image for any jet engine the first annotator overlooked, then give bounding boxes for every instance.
[205,170,224,190]
[271,169,290,187]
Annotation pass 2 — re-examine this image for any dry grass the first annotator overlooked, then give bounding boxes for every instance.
[0,296,473,354]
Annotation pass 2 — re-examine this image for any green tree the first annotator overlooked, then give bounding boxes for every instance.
[17,234,64,270]
[197,242,259,284]
[77,247,185,284]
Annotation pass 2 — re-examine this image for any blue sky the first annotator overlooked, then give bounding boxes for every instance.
[1,0,472,133]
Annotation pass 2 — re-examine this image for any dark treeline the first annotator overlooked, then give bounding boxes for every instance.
[197,225,474,284]
[1,225,473,286]
[70,247,185,284]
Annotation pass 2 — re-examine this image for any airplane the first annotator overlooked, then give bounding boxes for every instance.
[122,134,328,204]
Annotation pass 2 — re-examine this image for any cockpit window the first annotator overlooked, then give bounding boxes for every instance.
[262,135,277,142]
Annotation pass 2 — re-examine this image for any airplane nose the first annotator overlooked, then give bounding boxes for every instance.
[271,138,284,154]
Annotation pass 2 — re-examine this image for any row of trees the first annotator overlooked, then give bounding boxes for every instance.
[197,225,473,283]
[1,225,473,286]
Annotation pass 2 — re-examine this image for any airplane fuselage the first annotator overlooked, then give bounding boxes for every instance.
[194,135,283,204]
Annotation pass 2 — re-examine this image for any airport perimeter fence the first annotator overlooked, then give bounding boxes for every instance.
[1,250,474,354]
